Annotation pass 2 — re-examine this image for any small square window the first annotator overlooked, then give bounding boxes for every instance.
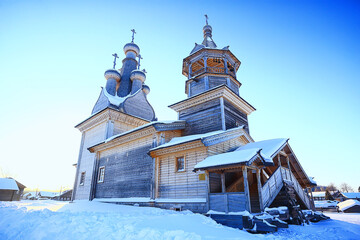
[79,172,86,185]
[98,166,105,183]
[176,156,185,172]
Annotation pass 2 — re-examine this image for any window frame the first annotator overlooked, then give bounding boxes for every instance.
[98,166,105,183]
[79,171,86,186]
[175,156,185,172]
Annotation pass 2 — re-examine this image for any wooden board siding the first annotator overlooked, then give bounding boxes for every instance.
[207,136,247,156]
[189,77,206,97]
[95,135,154,198]
[228,79,240,95]
[113,121,139,136]
[179,99,222,135]
[209,193,246,212]
[223,99,249,133]
[208,76,227,90]
[0,190,16,201]
[74,122,107,200]
[158,148,207,199]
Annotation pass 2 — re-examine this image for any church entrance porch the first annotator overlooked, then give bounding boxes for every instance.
[207,166,262,213]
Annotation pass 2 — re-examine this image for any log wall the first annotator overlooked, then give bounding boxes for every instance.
[158,147,207,199]
[74,122,107,200]
[179,98,222,135]
[95,134,154,198]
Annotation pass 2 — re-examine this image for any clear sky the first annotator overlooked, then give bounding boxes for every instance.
[0,0,359,191]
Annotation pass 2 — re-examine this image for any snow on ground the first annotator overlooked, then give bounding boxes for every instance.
[1,201,360,240]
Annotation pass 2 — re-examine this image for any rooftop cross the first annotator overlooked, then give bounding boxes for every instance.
[112,53,119,69]
[137,54,143,70]
[205,14,208,25]
[131,29,136,43]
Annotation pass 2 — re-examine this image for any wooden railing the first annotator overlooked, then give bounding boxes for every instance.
[190,67,236,78]
[261,167,283,207]
[261,167,311,210]
[281,168,311,209]
[209,192,246,213]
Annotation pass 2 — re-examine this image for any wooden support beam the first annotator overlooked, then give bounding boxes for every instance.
[277,154,283,180]
[243,166,251,212]
[220,172,228,213]
[205,171,210,212]
[154,157,160,199]
[221,172,226,193]
[256,169,264,211]
[286,155,292,181]
[220,97,226,131]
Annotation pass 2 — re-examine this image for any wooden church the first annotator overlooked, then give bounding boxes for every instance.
[72,20,317,215]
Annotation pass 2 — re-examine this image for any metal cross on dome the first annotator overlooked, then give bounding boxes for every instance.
[205,14,208,25]
[131,29,136,43]
[137,54,143,70]
[112,53,119,69]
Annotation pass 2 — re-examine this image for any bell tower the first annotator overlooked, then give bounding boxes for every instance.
[169,16,255,135]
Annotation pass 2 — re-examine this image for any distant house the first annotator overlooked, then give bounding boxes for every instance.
[37,191,58,200]
[340,192,360,201]
[338,200,360,213]
[23,192,38,200]
[55,190,72,201]
[0,178,26,201]
[312,191,326,201]
[311,186,327,192]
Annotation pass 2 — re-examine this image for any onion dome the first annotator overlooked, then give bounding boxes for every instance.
[123,43,140,59]
[142,84,150,95]
[130,69,146,83]
[104,69,121,82]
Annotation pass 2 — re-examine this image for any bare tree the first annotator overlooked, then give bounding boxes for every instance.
[327,183,337,191]
[340,183,354,193]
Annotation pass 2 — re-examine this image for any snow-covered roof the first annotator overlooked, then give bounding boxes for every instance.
[0,178,19,191]
[194,138,289,170]
[235,138,289,163]
[342,192,360,199]
[103,87,130,107]
[338,199,360,211]
[88,120,186,151]
[150,126,245,152]
[105,120,186,143]
[194,148,260,170]
[39,191,59,198]
[309,177,317,185]
[312,191,326,197]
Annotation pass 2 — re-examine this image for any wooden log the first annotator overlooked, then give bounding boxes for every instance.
[256,169,264,211]
[243,166,251,212]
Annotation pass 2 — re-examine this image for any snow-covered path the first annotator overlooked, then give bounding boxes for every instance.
[0,201,359,240]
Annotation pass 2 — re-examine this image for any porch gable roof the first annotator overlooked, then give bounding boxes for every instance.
[194,138,288,171]
[194,148,261,170]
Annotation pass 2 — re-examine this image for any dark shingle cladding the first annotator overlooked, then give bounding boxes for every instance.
[91,41,156,121]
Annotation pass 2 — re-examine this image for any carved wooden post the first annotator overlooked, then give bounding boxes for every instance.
[278,154,283,179]
[154,157,160,199]
[286,155,292,181]
[243,166,251,212]
[256,169,264,211]
[223,58,228,74]
[220,97,226,131]
[206,171,211,211]
[204,56,208,71]
[188,63,192,79]
[221,172,228,213]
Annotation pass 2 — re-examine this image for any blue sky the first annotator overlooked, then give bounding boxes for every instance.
[0,0,359,191]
